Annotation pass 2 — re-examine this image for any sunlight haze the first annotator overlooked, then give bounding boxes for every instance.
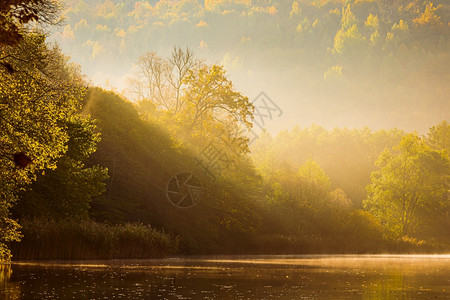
[49,0,450,132]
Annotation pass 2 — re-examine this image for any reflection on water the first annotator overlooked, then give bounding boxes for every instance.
[1,255,450,299]
[1,264,21,299]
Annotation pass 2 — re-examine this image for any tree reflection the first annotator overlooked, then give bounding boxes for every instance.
[0,264,21,298]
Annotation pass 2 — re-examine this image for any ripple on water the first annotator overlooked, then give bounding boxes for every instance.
[2,255,450,299]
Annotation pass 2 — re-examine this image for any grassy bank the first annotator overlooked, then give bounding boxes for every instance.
[10,219,179,260]
[248,234,447,255]
[9,219,446,261]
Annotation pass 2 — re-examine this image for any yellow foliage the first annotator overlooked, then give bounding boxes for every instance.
[128,1,154,21]
[95,24,110,32]
[413,2,442,27]
[241,36,251,43]
[364,13,378,30]
[333,24,365,54]
[205,0,251,11]
[313,18,320,28]
[329,8,340,15]
[341,4,356,31]
[116,29,126,38]
[95,0,119,18]
[290,1,300,17]
[369,30,380,46]
[323,65,343,80]
[62,24,75,40]
[197,20,208,27]
[74,19,89,31]
[392,20,409,31]
[268,6,278,16]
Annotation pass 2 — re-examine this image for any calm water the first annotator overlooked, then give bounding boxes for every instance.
[2,255,450,299]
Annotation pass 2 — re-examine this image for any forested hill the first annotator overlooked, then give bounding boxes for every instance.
[1,0,449,261]
[54,0,449,131]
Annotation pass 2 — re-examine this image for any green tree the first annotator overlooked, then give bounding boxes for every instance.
[83,87,262,254]
[15,115,108,219]
[298,160,330,190]
[364,133,450,238]
[427,121,450,152]
[0,32,85,261]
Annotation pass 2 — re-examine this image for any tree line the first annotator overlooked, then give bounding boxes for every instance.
[1,0,449,261]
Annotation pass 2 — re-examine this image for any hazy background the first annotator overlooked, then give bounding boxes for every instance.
[49,0,449,133]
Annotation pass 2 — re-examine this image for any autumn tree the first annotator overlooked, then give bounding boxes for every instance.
[413,2,442,28]
[333,4,366,57]
[131,49,254,155]
[364,13,380,46]
[182,64,253,129]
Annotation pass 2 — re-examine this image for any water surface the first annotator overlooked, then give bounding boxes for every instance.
[2,255,450,299]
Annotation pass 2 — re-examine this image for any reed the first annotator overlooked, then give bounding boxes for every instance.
[10,218,179,260]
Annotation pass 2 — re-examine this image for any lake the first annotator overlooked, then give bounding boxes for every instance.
[2,255,450,299]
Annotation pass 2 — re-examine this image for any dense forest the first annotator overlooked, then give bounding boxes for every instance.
[0,0,449,261]
[54,0,450,131]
